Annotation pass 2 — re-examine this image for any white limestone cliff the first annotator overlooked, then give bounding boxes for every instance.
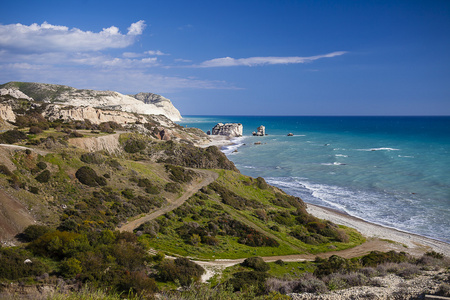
[0,88,33,101]
[0,104,16,123]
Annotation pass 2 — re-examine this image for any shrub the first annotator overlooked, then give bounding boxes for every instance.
[75,166,107,187]
[158,258,205,286]
[227,271,269,294]
[314,255,360,277]
[121,189,135,199]
[165,164,194,183]
[107,159,123,170]
[0,247,50,280]
[35,169,51,183]
[28,126,43,134]
[0,164,13,176]
[36,161,47,170]
[68,130,84,138]
[242,257,270,272]
[165,182,182,193]
[80,152,105,164]
[29,186,39,194]
[255,177,269,189]
[0,130,27,144]
[292,272,328,294]
[21,225,53,242]
[124,139,146,153]
[59,257,82,278]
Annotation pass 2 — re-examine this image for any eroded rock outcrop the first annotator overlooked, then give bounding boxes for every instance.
[0,82,182,121]
[43,104,147,125]
[211,123,243,137]
[0,104,16,123]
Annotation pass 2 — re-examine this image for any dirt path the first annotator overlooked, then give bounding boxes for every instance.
[118,169,219,232]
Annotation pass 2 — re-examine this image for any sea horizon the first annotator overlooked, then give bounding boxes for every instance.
[179,115,450,244]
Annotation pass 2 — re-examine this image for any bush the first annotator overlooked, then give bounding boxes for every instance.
[75,166,107,187]
[0,130,27,144]
[28,126,43,134]
[21,225,53,242]
[242,257,270,272]
[158,258,205,286]
[80,152,105,164]
[36,161,47,170]
[59,257,82,278]
[35,169,51,183]
[165,164,194,183]
[165,182,182,193]
[121,189,135,199]
[0,164,13,176]
[0,247,50,280]
[124,139,146,153]
[227,271,269,294]
[29,186,39,194]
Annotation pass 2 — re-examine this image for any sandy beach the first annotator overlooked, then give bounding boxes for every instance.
[199,134,235,148]
[307,203,450,257]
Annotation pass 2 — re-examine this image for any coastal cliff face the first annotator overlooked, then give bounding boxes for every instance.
[0,82,182,121]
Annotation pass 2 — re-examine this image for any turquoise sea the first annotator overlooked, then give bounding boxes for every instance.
[179,116,450,244]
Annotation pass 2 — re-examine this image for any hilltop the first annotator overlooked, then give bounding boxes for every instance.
[0,82,182,121]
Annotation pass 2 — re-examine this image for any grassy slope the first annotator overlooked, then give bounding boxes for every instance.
[1,128,364,258]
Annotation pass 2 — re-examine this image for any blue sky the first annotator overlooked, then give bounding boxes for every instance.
[1,0,449,116]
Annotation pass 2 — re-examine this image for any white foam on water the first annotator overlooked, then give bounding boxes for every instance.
[221,137,246,155]
[265,176,450,243]
[357,147,400,151]
[335,154,348,157]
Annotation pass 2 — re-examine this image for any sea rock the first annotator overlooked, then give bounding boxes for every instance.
[287,133,294,136]
[253,125,265,136]
[211,123,243,137]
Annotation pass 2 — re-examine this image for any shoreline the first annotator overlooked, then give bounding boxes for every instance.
[306,203,450,257]
[204,133,450,257]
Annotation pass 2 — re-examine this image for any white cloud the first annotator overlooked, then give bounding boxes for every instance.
[0,21,146,53]
[196,51,347,67]
[145,50,168,56]
[123,50,168,58]
[127,20,146,36]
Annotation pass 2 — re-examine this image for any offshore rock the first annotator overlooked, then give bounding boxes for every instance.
[253,125,265,136]
[211,123,243,137]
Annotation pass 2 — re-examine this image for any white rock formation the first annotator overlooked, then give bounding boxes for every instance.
[43,104,148,125]
[1,83,181,121]
[0,88,33,101]
[211,123,243,137]
[0,104,16,123]
[51,89,181,121]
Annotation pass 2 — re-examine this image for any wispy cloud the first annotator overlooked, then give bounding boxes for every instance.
[0,21,146,53]
[195,51,347,67]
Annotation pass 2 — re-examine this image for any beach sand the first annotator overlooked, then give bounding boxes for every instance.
[307,203,450,257]
[198,135,234,148]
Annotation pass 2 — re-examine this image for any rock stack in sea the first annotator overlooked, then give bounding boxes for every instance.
[210,123,243,137]
[253,125,266,136]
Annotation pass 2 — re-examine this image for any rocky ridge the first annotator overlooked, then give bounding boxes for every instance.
[0,82,182,121]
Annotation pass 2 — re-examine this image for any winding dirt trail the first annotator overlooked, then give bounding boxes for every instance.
[118,169,219,232]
